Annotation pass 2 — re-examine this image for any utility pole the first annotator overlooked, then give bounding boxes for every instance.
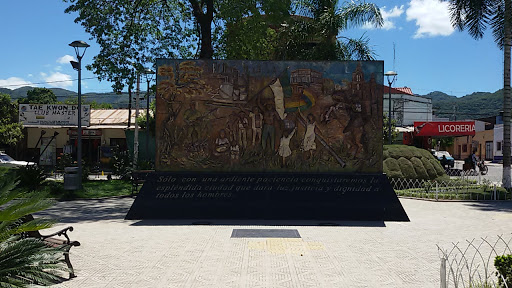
[133,73,140,170]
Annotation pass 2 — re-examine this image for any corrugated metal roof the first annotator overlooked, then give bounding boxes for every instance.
[90,109,143,125]
[383,86,414,96]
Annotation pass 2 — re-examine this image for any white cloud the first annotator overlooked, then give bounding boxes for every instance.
[57,54,76,64]
[42,72,73,89]
[0,77,34,89]
[27,74,33,77]
[55,66,62,71]
[406,0,454,38]
[364,5,404,30]
[40,72,47,77]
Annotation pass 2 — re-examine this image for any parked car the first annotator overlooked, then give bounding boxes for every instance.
[0,152,36,168]
[432,150,455,168]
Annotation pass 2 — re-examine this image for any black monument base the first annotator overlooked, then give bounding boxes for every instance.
[125,172,409,221]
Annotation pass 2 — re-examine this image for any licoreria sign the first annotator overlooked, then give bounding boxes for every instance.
[414,121,475,137]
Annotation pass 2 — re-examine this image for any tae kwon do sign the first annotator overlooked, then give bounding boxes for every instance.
[414,121,475,137]
[19,104,90,127]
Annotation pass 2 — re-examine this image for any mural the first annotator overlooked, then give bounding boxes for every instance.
[155,60,383,172]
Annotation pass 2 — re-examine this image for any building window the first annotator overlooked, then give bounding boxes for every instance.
[462,144,467,153]
[497,141,502,151]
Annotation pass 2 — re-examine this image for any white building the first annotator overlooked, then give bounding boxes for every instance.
[383,87,432,127]
[493,124,510,162]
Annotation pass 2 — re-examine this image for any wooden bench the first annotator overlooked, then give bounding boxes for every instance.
[131,170,154,195]
[22,214,80,279]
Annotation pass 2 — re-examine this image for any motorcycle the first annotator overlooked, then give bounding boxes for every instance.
[477,160,488,175]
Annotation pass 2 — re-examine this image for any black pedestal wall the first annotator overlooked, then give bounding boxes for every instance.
[125,172,409,221]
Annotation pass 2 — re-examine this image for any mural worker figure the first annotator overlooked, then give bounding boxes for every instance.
[237,111,249,149]
[301,112,318,159]
[262,103,279,152]
[278,127,297,167]
[249,106,263,147]
[214,129,230,156]
[183,101,201,145]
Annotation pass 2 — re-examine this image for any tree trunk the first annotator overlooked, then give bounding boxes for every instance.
[503,0,512,188]
[190,0,214,59]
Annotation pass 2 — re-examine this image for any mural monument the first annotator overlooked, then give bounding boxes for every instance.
[125,60,408,221]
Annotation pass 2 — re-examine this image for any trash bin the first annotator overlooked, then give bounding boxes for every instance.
[64,167,80,190]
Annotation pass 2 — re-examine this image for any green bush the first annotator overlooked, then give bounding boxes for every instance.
[15,165,46,191]
[112,149,132,180]
[398,157,417,179]
[384,145,447,181]
[410,157,429,179]
[383,158,403,178]
[495,254,512,287]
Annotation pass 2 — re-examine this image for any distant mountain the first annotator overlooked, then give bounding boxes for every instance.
[423,89,504,120]
[1,86,150,108]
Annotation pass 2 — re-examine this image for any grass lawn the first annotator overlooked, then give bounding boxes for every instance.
[396,186,510,200]
[43,180,133,200]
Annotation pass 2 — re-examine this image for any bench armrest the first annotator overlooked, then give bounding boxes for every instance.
[39,226,75,244]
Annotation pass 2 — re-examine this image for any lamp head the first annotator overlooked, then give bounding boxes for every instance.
[69,40,90,48]
[384,70,398,85]
[69,40,90,59]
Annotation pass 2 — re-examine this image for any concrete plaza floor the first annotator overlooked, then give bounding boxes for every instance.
[37,198,512,288]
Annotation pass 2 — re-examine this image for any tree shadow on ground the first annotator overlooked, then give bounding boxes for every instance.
[34,197,135,223]
[464,201,512,213]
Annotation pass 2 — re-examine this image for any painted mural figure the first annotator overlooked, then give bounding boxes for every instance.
[278,127,297,166]
[302,113,318,158]
[249,107,263,147]
[183,101,201,145]
[214,129,230,156]
[237,111,248,149]
[262,103,279,151]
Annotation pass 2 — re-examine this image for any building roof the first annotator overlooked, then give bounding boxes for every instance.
[90,109,141,126]
[383,86,414,96]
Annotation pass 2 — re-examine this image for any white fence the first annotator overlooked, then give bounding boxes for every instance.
[390,177,508,201]
[438,235,512,288]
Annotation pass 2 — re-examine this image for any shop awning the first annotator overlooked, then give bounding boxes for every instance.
[413,121,475,137]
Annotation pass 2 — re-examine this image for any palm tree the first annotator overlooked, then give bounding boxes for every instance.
[0,171,68,287]
[449,0,512,188]
[279,0,383,60]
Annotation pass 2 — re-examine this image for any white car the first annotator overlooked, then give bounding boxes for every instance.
[0,152,36,168]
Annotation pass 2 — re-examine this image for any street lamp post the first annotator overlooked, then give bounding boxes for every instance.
[143,68,155,162]
[69,40,89,187]
[384,71,398,145]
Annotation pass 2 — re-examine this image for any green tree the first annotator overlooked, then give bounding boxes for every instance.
[449,0,511,188]
[0,171,68,287]
[383,115,398,144]
[136,99,156,135]
[222,0,383,61]
[278,0,383,60]
[62,98,113,109]
[18,88,57,104]
[0,93,23,147]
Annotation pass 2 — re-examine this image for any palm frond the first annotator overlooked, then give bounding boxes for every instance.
[0,237,68,287]
[338,1,383,30]
[339,34,377,61]
[449,0,494,40]
[490,2,505,49]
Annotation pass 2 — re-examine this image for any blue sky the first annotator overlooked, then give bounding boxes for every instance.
[0,0,506,97]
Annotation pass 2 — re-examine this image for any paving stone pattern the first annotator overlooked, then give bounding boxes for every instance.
[37,198,512,288]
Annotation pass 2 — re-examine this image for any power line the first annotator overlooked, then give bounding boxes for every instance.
[0,77,98,88]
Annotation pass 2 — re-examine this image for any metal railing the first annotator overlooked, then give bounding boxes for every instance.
[438,235,512,288]
[390,177,509,201]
